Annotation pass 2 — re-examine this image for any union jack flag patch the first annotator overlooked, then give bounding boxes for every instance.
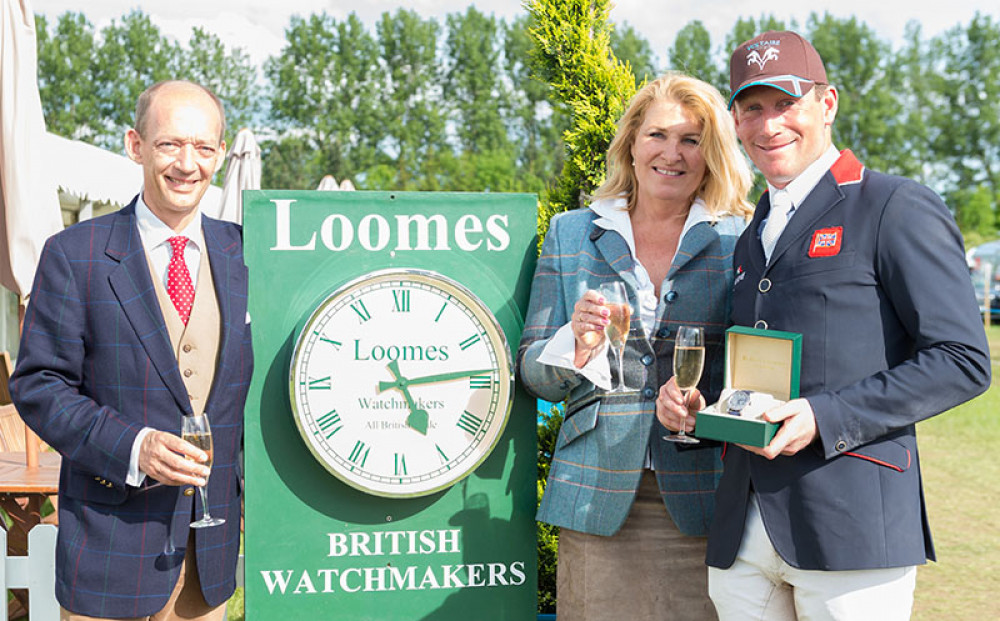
[809,227,843,257]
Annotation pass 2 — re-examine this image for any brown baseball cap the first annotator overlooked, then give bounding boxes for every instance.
[728,30,827,109]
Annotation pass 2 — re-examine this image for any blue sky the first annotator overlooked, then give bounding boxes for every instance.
[33,0,996,68]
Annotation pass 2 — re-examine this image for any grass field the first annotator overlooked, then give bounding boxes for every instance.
[911,324,1000,619]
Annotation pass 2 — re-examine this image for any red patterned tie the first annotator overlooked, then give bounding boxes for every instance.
[166,236,195,325]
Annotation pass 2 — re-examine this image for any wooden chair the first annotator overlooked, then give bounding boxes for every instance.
[0,403,25,451]
[0,351,43,467]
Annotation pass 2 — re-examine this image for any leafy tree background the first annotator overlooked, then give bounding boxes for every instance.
[35,6,1000,240]
[32,4,1000,614]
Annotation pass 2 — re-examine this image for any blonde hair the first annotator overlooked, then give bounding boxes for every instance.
[594,72,754,218]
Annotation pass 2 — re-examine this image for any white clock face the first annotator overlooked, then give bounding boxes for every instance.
[289,269,513,497]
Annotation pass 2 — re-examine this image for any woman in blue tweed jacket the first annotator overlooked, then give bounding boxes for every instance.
[518,73,753,620]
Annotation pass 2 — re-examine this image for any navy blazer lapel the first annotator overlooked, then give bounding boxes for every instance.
[105,200,192,412]
[767,174,845,269]
[202,217,247,410]
[743,194,769,273]
[667,222,718,280]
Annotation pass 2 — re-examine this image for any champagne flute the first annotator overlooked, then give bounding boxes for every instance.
[182,413,225,528]
[599,281,632,393]
[664,326,704,444]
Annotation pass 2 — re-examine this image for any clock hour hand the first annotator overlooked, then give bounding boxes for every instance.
[377,368,493,392]
[380,360,429,435]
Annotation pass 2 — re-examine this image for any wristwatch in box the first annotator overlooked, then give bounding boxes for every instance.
[726,389,751,416]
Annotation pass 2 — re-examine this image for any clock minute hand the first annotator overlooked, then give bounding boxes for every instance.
[378,368,493,391]
[380,360,429,435]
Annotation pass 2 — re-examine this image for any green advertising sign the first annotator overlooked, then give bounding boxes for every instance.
[243,191,538,620]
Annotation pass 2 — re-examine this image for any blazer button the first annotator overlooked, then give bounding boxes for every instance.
[642,387,655,399]
[184,488,195,497]
[664,290,678,303]
[835,440,848,452]
[656,327,670,338]
[183,343,193,353]
[758,279,772,293]
[183,369,193,377]
[641,354,654,366]
[754,320,768,330]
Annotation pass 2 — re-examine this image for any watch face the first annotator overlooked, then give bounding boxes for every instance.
[289,268,513,498]
[727,390,750,413]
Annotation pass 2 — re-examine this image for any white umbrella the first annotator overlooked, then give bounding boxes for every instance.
[0,0,63,297]
[316,175,355,191]
[316,174,339,191]
[215,128,260,223]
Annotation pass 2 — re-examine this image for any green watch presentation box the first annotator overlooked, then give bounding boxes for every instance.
[693,326,802,447]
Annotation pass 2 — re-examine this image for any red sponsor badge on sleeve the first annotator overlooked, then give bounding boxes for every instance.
[808,227,843,258]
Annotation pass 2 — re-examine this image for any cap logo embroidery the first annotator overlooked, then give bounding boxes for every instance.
[746,46,779,70]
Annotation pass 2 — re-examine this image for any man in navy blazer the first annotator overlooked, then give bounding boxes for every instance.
[11,81,252,620]
[700,31,990,619]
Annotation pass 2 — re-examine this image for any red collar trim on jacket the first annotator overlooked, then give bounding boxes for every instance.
[831,149,865,186]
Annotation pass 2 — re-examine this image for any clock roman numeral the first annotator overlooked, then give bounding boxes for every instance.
[348,440,370,468]
[350,300,372,323]
[315,410,342,438]
[392,290,411,313]
[315,332,342,350]
[394,453,408,476]
[469,374,491,390]
[456,410,484,435]
[458,334,481,351]
[435,444,450,467]
[307,376,331,390]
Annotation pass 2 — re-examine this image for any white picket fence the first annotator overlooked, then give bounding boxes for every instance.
[2,526,245,620]
[1,525,57,620]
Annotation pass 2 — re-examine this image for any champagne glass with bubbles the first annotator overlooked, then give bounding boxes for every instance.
[599,281,632,393]
[182,413,225,528]
[664,326,704,444]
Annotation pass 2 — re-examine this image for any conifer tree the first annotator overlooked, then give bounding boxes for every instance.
[526,0,637,240]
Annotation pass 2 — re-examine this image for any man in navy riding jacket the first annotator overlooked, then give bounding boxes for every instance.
[706,31,990,620]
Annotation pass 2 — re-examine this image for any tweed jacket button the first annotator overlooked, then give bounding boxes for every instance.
[642,387,655,399]
[835,440,848,452]
[184,488,195,497]
[664,290,678,303]
[656,327,670,338]
[641,354,654,366]
[758,279,772,293]
[754,320,768,330]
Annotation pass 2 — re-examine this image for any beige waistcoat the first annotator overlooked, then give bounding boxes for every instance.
[147,248,222,416]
